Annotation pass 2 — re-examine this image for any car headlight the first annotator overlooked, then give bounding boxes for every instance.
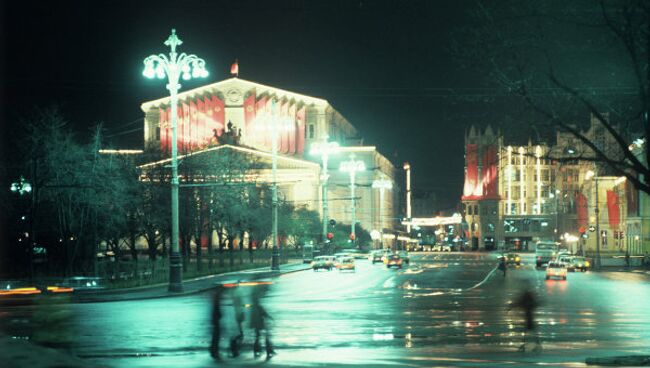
[515,257,520,262]
[585,261,590,267]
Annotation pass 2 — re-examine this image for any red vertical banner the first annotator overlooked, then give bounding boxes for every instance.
[159,107,168,155]
[197,98,206,148]
[295,105,306,155]
[481,145,498,198]
[278,100,289,154]
[462,144,478,199]
[189,100,198,150]
[576,192,588,227]
[254,95,268,149]
[182,102,190,153]
[165,107,172,154]
[244,92,256,144]
[607,190,620,230]
[288,103,297,154]
[211,95,225,138]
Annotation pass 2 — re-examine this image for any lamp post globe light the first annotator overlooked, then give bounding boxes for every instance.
[372,175,393,249]
[143,29,208,292]
[340,154,366,247]
[310,136,340,245]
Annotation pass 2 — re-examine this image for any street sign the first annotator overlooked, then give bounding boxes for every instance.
[589,226,596,232]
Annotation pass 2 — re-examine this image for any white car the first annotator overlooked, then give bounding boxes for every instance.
[545,262,567,280]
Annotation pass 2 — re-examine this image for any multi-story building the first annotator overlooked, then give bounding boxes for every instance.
[461,114,647,256]
[139,77,397,242]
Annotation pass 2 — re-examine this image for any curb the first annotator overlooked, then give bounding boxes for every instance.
[73,264,310,303]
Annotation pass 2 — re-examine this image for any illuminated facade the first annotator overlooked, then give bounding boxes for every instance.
[139,77,397,240]
[462,115,641,255]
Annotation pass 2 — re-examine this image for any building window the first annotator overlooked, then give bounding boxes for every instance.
[308,124,315,139]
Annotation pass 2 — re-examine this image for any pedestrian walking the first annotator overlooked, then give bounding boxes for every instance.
[510,288,541,352]
[229,283,245,358]
[250,284,275,360]
[625,250,631,269]
[210,285,224,361]
[498,255,507,277]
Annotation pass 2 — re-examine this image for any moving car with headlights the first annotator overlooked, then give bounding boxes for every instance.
[557,255,573,270]
[545,262,567,280]
[398,251,410,265]
[535,241,559,268]
[311,256,336,271]
[504,253,521,266]
[386,254,404,269]
[569,256,590,272]
[336,256,356,272]
[370,250,388,264]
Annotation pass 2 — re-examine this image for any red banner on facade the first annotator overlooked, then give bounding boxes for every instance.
[279,100,289,154]
[288,103,297,154]
[196,98,206,148]
[481,145,498,199]
[296,105,306,155]
[462,144,480,199]
[244,92,256,143]
[607,190,620,230]
[159,107,168,155]
[211,95,225,139]
[181,102,190,153]
[576,192,589,227]
[189,100,198,150]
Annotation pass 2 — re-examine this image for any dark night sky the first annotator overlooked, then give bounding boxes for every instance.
[1,0,490,209]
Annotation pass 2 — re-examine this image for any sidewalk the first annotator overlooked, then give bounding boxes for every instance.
[0,334,97,368]
[72,261,310,303]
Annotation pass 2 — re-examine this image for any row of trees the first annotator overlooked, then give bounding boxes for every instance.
[1,108,370,280]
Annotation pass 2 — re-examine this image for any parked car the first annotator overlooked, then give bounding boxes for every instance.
[336,256,356,272]
[386,254,403,269]
[545,262,568,280]
[59,276,105,291]
[569,256,590,272]
[311,256,336,271]
[557,255,574,271]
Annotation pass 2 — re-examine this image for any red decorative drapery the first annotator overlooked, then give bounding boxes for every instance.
[607,190,620,230]
[576,192,589,227]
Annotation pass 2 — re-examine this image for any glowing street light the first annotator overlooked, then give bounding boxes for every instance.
[310,136,340,244]
[372,175,393,249]
[254,100,295,270]
[340,154,365,246]
[143,29,208,292]
[403,162,412,233]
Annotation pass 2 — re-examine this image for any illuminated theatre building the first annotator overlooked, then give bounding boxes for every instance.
[462,118,643,256]
[138,77,397,247]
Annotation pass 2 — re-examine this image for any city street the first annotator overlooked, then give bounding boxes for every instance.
[2,252,650,367]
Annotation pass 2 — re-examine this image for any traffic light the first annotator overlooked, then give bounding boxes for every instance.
[329,219,336,226]
[349,233,356,241]
[327,232,334,240]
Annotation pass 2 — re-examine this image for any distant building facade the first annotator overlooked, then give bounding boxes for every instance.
[461,115,648,257]
[139,77,397,242]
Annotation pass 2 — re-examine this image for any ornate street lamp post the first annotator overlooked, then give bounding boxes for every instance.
[403,162,412,234]
[143,29,208,292]
[310,136,339,244]
[372,175,393,249]
[340,154,365,247]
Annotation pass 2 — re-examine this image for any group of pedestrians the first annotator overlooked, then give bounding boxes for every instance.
[210,282,275,362]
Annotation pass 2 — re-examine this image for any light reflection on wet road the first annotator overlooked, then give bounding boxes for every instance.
[2,252,650,367]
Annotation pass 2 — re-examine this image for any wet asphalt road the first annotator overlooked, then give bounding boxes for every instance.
[2,252,650,367]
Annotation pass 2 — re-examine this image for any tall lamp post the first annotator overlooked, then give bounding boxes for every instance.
[143,29,208,292]
[586,169,601,269]
[310,136,340,244]
[340,154,365,247]
[372,175,393,249]
[403,162,412,234]
[256,99,294,270]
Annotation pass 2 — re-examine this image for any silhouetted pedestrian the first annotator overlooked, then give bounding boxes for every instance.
[250,284,275,360]
[210,285,224,361]
[229,284,245,358]
[625,250,631,269]
[511,288,541,352]
[498,256,507,277]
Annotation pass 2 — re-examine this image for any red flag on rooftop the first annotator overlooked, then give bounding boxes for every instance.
[230,59,239,76]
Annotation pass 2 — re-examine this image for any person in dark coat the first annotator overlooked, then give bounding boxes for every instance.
[511,288,541,352]
[250,285,275,360]
[210,285,224,361]
[229,284,245,358]
[498,255,507,277]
